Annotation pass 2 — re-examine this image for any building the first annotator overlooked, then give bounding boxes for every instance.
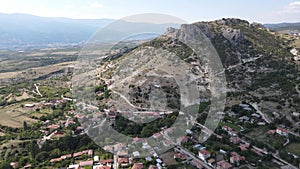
[99,159,113,166]
[79,160,93,167]
[267,129,276,135]
[276,128,289,137]
[208,158,215,167]
[94,156,99,162]
[174,153,186,160]
[118,158,129,167]
[24,103,35,108]
[132,163,144,169]
[222,126,237,136]
[230,137,241,144]
[239,144,248,151]
[198,150,211,161]
[148,165,158,169]
[230,152,245,165]
[217,160,233,169]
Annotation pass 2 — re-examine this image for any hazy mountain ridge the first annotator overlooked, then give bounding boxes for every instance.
[0,13,114,49]
[264,22,300,31]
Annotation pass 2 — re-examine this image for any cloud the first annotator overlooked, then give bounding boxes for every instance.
[280,1,300,13]
[89,2,103,9]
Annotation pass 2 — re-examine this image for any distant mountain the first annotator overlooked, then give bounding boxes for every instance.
[264,22,300,31]
[0,13,115,49]
[0,13,181,50]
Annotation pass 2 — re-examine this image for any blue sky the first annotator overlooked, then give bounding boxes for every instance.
[1,0,300,23]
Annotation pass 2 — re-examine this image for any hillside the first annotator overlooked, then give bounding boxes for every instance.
[97,18,300,134]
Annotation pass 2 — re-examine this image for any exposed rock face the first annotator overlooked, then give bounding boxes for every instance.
[221,27,244,44]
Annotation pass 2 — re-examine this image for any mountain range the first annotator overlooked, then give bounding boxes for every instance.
[0,13,181,50]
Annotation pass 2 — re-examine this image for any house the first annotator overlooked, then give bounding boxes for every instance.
[177,136,190,144]
[217,160,233,169]
[99,159,113,166]
[145,157,153,161]
[276,128,289,137]
[251,113,260,118]
[68,164,79,169]
[73,151,84,157]
[94,156,99,162]
[239,116,250,122]
[132,163,144,169]
[163,140,173,146]
[148,165,158,169]
[79,160,93,167]
[219,149,227,154]
[230,137,241,144]
[230,152,245,165]
[10,162,18,169]
[133,137,142,143]
[186,129,193,134]
[174,153,186,160]
[133,151,140,157]
[118,158,129,167]
[198,150,211,161]
[61,154,72,160]
[222,126,237,136]
[87,149,93,157]
[94,166,111,169]
[50,158,62,163]
[24,103,35,108]
[117,150,129,157]
[208,158,215,167]
[47,124,59,129]
[239,144,248,151]
[267,129,276,135]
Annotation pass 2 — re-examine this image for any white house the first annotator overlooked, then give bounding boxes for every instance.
[198,150,211,161]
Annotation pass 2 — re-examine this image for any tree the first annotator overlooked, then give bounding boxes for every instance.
[23,121,28,130]
[26,141,39,159]
[0,161,12,169]
[35,151,48,162]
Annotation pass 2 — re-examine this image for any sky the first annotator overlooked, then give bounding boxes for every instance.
[1,0,300,23]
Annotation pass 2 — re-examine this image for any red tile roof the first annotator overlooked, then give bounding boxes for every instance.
[79,160,93,166]
[50,158,62,163]
[217,160,233,169]
[148,165,158,169]
[132,163,144,169]
[99,159,113,164]
[118,158,129,163]
[199,149,211,156]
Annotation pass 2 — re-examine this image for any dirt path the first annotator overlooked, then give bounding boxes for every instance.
[34,83,43,97]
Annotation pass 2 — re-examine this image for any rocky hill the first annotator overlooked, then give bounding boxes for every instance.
[102,18,300,128]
